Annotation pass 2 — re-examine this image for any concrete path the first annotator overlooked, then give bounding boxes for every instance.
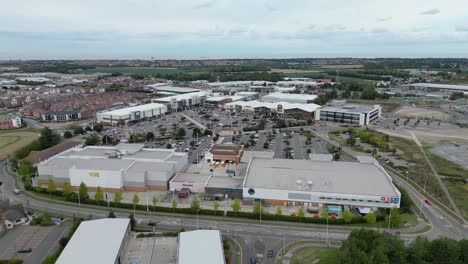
[179,113,207,130]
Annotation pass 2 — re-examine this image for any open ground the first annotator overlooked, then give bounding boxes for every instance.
[0,132,39,160]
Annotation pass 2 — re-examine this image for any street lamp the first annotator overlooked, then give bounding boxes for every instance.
[196,209,200,230]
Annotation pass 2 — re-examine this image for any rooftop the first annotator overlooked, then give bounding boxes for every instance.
[245,158,398,197]
[99,103,167,116]
[178,230,224,264]
[210,144,243,156]
[410,83,468,91]
[262,92,318,101]
[56,218,130,264]
[320,101,379,114]
[170,173,211,184]
[206,176,244,189]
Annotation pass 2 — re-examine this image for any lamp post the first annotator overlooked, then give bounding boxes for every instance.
[196,209,200,230]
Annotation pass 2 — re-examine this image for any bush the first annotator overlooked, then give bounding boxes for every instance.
[0,260,23,264]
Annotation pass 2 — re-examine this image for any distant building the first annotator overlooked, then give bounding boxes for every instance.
[205,144,244,165]
[42,111,81,122]
[0,114,21,129]
[315,100,381,126]
[56,218,130,264]
[177,230,225,264]
[261,92,318,104]
[96,103,168,126]
[224,100,321,120]
[409,83,468,92]
[152,91,209,111]
[144,84,200,94]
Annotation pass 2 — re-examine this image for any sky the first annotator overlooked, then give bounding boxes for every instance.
[1,0,468,59]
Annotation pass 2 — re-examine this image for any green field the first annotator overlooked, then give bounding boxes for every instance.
[445,181,468,220]
[82,67,184,75]
[290,247,337,264]
[0,135,21,150]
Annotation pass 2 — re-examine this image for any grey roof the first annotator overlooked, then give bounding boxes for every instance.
[178,230,224,264]
[43,157,134,171]
[171,173,211,183]
[4,208,26,222]
[320,102,378,114]
[245,158,398,197]
[410,83,468,91]
[206,176,244,189]
[125,162,176,183]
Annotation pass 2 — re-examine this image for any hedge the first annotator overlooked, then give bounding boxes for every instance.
[30,187,385,226]
[42,218,83,264]
[0,260,23,264]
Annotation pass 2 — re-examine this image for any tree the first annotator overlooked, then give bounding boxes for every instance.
[386,208,403,228]
[59,237,69,248]
[132,193,140,211]
[213,200,220,211]
[18,161,32,176]
[62,182,72,197]
[108,211,116,218]
[64,131,73,138]
[93,123,103,133]
[79,182,88,199]
[171,199,178,211]
[342,209,352,223]
[321,209,328,219]
[152,195,158,207]
[39,127,61,149]
[146,132,155,141]
[252,202,263,215]
[94,186,104,204]
[85,126,92,132]
[174,128,186,140]
[191,197,201,212]
[263,142,269,149]
[166,143,172,149]
[129,213,136,230]
[47,179,56,193]
[364,211,377,224]
[73,126,85,135]
[298,206,305,220]
[24,175,31,190]
[231,199,241,215]
[346,136,356,146]
[113,191,123,205]
[276,206,283,218]
[334,153,341,161]
[102,135,113,145]
[85,136,99,146]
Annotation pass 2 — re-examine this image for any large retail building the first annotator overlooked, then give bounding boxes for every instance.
[37,143,188,192]
[96,103,167,126]
[242,157,401,209]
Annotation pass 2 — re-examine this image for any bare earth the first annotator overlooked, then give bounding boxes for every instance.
[0,132,40,159]
[394,106,449,121]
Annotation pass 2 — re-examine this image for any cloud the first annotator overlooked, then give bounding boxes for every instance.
[192,0,216,10]
[377,17,392,22]
[420,8,440,15]
[455,23,468,32]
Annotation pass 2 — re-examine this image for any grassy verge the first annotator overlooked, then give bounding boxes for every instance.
[423,146,468,178]
[290,247,338,264]
[444,181,468,220]
[275,240,340,264]
[223,235,242,264]
[0,135,21,151]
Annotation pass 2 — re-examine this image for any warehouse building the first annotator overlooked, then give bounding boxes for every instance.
[409,83,468,92]
[261,92,317,104]
[315,100,381,126]
[242,157,401,209]
[57,218,130,264]
[177,230,225,264]
[144,84,200,94]
[224,100,321,120]
[37,143,188,192]
[152,91,210,111]
[96,103,168,126]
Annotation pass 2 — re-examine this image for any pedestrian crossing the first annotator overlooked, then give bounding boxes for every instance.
[293,231,349,240]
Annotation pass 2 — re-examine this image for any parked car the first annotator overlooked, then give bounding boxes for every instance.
[424,199,432,206]
[250,257,256,264]
[267,250,274,258]
[17,248,32,253]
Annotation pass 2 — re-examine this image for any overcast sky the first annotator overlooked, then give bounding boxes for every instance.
[1,0,468,59]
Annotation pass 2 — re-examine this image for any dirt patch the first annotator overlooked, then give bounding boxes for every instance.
[0,132,39,159]
[394,106,449,121]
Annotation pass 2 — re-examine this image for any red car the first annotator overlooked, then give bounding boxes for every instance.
[424,199,432,205]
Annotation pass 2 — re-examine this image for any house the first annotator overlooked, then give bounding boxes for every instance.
[0,200,28,229]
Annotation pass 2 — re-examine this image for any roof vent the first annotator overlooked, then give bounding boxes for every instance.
[296,180,302,185]
[307,180,313,185]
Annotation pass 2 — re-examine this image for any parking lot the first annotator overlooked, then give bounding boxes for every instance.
[0,223,71,264]
[124,234,177,264]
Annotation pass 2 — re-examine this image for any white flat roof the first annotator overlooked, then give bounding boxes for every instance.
[262,92,318,101]
[99,103,167,116]
[155,91,210,102]
[178,230,224,264]
[410,83,468,91]
[56,218,129,264]
[245,158,398,197]
[225,100,321,113]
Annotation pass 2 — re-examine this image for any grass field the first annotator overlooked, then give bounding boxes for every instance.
[444,181,468,220]
[290,247,337,264]
[424,146,468,178]
[0,132,40,160]
[82,67,184,75]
